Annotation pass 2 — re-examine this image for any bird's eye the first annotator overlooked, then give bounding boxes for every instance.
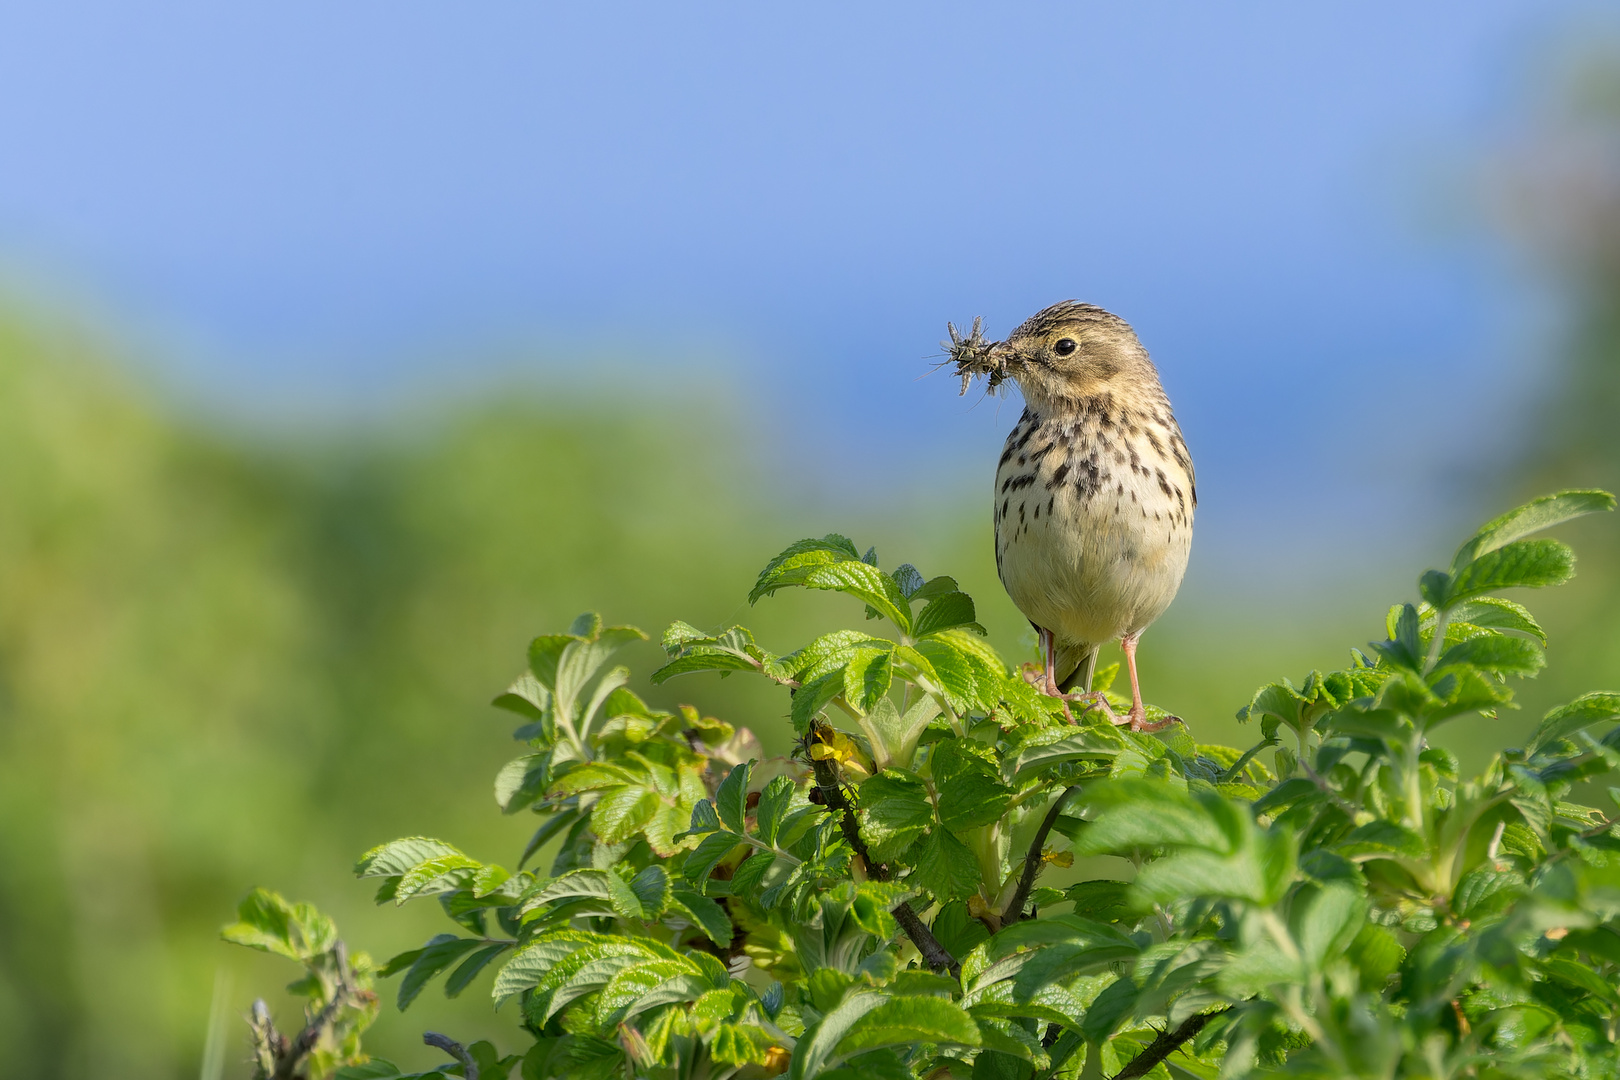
[1053,338,1077,357]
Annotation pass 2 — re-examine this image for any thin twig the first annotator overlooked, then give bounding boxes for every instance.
[810,756,961,978]
[424,1031,479,1080]
[1003,785,1082,925]
[1111,1009,1227,1080]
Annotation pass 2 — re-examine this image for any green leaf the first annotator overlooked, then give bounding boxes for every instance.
[729,850,777,896]
[754,775,796,848]
[930,901,991,960]
[1336,821,1426,860]
[836,995,980,1057]
[1075,782,1235,853]
[221,888,337,962]
[893,563,927,598]
[1447,597,1545,643]
[494,754,550,814]
[394,854,482,903]
[909,828,981,901]
[1289,883,1366,966]
[589,785,661,845]
[683,832,746,886]
[845,647,895,711]
[714,761,753,833]
[669,887,733,947]
[1008,729,1123,783]
[649,650,761,683]
[751,535,862,601]
[398,935,484,1010]
[1443,538,1575,605]
[935,766,1013,834]
[1346,923,1405,984]
[1450,490,1615,574]
[355,837,463,878]
[520,810,582,870]
[626,865,671,920]
[444,943,507,998]
[914,591,985,638]
[548,762,646,796]
[1530,692,1620,752]
[789,989,888,1080]
[799,561,914,633]
[492,670,550,721]
[791,671,846,734]
[1435,634,1545,677]
[859,770,935,863]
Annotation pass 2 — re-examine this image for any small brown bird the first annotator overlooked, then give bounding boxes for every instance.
[949,301,1194,731]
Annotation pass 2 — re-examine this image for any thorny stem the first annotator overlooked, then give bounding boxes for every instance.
[424,1032,479,1080]
[1110,1009,1229,1080]
[1002,785,1082,924]
[809,756,961,979]
[262,941,358,1080]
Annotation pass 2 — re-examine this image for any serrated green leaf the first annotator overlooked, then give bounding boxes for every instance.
[394,854,482,903]
[845,647,895,711]
[935,766,1013,834]
[1447,597,1545,643]
[859,770,935,863]
[714,761,753,833]
[1530,692,1620,753]
[355,837,463,878]
[1436,634,1544,677]
[755,775,796,848]
[730,849,777,897]
[1450,490,1615,573]
[835,995,980,1057]
[1443,538,1575,605]
[914,591,984,638]
[221,888,337,962]
[909,827,980,901]
[683,831,746,886]
[791,671,845,734]
[589,785,661,845]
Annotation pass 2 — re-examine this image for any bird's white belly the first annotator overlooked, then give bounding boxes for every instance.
[995,462,1191,649]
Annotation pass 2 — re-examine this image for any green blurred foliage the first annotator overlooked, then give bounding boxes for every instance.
[0,311,859,1076]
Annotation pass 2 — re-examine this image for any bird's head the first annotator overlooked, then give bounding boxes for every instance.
[950,301,1159,410]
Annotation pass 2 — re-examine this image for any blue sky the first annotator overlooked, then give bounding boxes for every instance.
[0,1,1605,573]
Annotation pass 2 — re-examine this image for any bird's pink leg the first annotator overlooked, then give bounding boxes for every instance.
[1039,627,1061,696]
[1115,631,1178,733]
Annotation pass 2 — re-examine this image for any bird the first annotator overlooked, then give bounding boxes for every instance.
[948,301,1194,731]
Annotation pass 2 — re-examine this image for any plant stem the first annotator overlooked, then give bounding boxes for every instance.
[424,1032,479,1080]
[1002,785,1081,924]
[808,756,960,978]
[1110,1009,1227,1080]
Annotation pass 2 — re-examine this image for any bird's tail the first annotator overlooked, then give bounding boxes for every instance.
[1055,643,1100,694]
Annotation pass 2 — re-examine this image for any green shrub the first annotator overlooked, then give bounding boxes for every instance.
[228,490,1620,1079]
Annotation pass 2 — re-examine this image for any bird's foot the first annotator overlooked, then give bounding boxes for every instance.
[1114,703,1182,733]
[1066,693,1183,733]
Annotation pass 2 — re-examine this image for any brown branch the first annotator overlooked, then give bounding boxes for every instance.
[810,756,961,979]
[424,1031,479,1080]
[1002,784,1082,925]
[1111,1009,1227,1080]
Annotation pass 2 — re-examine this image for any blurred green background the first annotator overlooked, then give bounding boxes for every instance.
[6,16,1620,1080]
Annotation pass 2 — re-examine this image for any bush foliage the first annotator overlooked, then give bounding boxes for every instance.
[229,490,1620,1079]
